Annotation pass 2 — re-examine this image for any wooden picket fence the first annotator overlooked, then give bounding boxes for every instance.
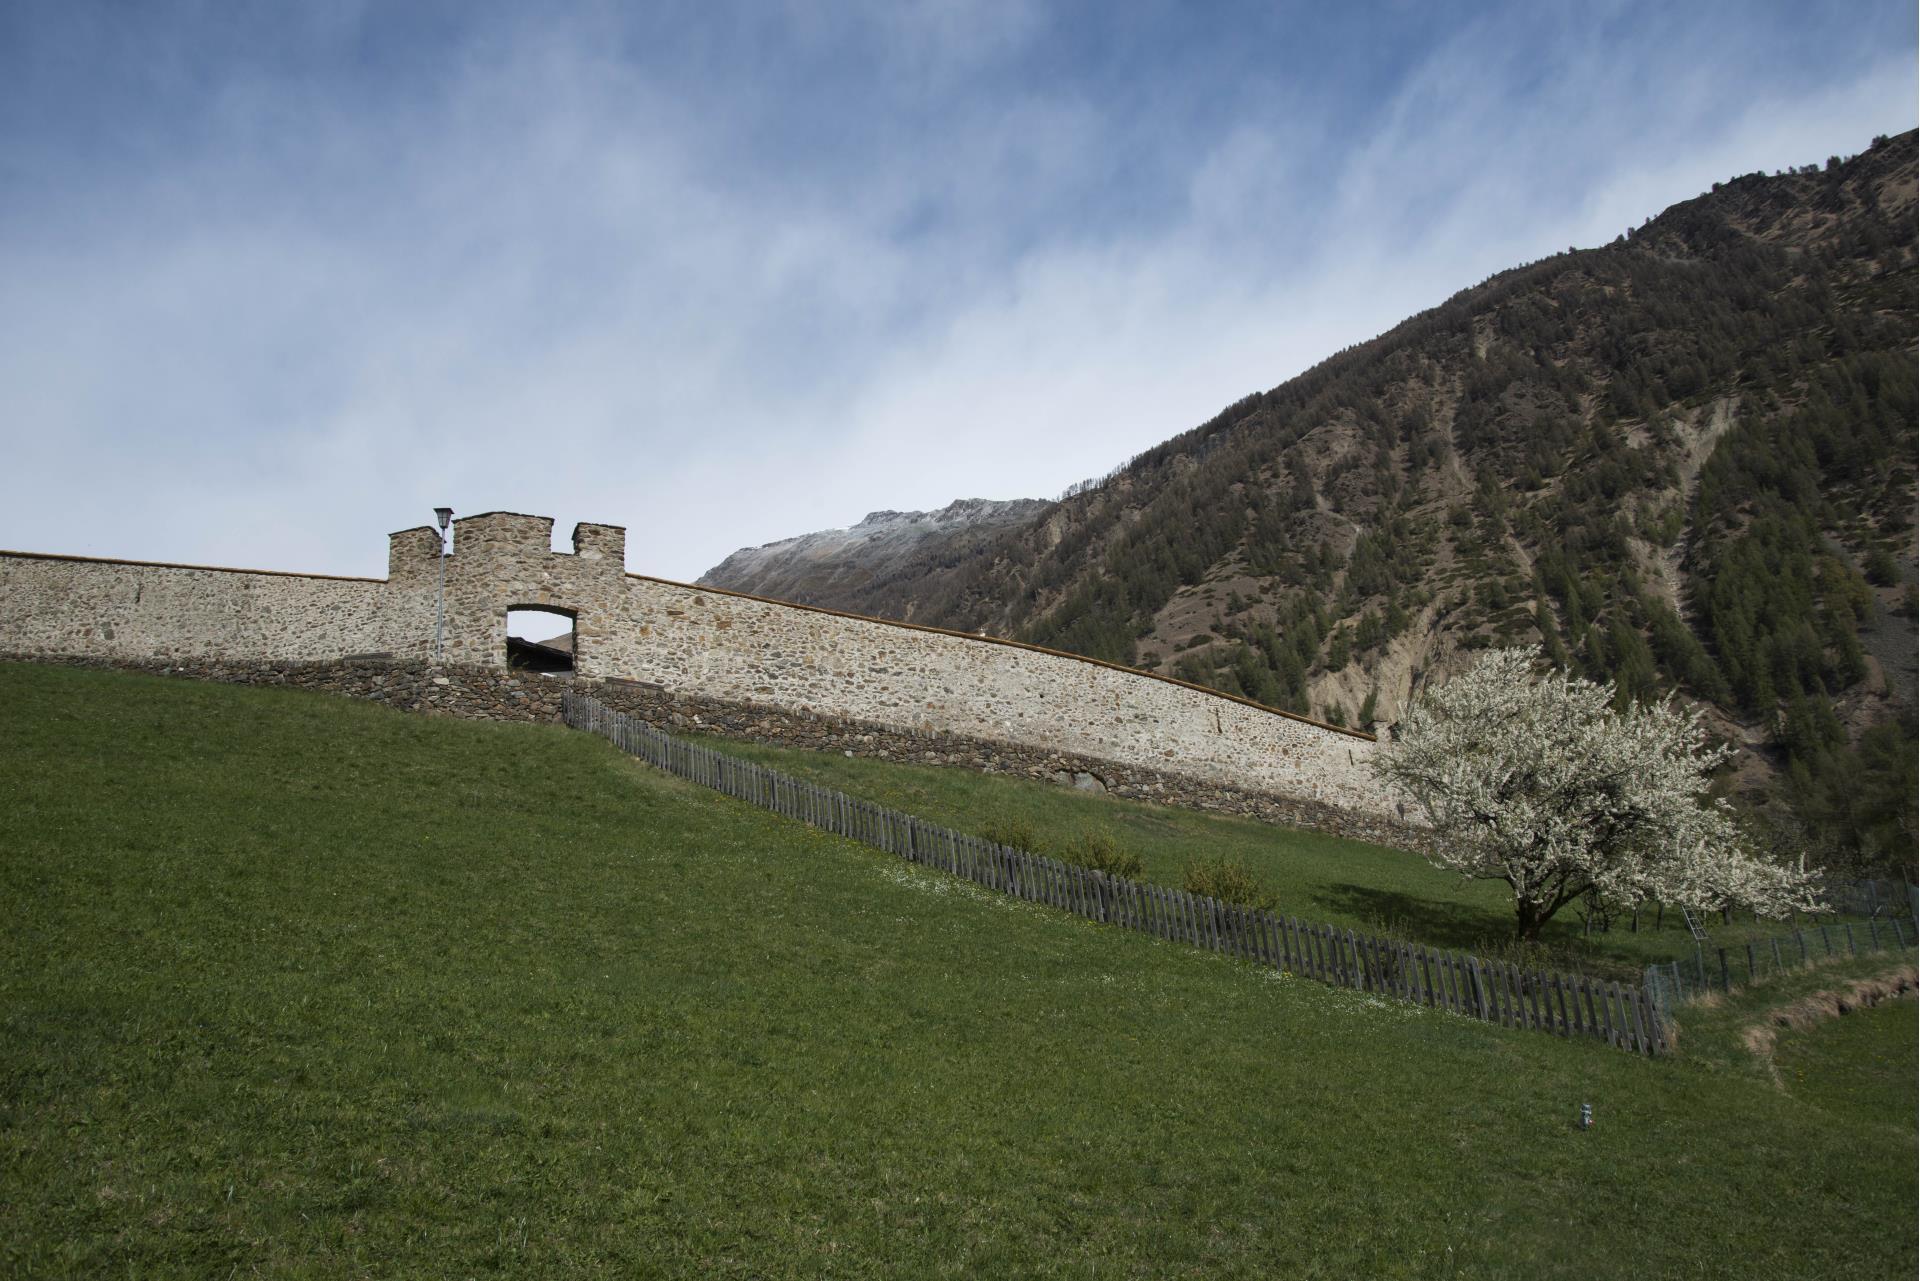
[565,691,1668,1055]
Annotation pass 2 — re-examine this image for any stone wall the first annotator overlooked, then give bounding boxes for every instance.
[0,553,397,662]
[602,575,1384,815]
[1,509,1393,820]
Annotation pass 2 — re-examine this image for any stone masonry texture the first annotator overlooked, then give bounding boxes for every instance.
[0,512,1399,827]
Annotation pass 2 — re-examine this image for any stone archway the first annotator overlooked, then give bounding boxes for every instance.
[505,606,577,674]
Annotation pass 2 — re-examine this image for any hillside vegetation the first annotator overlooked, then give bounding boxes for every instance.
[708,736,1861,981]
[2,665,1915,1278]
[704,134,1919,875]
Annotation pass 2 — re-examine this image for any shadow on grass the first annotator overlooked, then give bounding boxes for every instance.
[1308,882,1691,980]
[1310,882,1514,952]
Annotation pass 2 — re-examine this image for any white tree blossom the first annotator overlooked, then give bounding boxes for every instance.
[1372,647,1822,940]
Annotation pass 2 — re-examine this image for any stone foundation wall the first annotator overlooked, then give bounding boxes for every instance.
[3,654,1418,849]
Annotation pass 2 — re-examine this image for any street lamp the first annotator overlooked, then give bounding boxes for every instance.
[433,507,453,662]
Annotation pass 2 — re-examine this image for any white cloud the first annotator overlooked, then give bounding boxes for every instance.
[0,3,1912,582]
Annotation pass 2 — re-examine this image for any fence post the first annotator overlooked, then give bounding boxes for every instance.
[1717,948,1729,992]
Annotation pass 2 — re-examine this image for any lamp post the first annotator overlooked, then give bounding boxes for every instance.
[433,507,453,662]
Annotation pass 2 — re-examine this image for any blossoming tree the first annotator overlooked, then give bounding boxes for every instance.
[1371,647,1821,941]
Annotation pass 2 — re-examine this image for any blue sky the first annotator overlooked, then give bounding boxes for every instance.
[1,1,1913,581]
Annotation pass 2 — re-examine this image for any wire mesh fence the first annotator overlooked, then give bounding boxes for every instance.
[1643,915,1918,1018]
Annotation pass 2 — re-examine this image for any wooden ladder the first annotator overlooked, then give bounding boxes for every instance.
[1680,906,1710,943]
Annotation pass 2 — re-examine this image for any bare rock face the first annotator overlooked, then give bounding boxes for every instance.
[697,497,1052,613]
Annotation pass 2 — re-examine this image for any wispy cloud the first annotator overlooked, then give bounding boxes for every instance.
[0,1,1912,579]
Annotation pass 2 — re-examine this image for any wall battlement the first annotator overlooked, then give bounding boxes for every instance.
[1,513,1390,817]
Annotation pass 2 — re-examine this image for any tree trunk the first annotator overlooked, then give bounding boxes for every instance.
[1516,881,1590,942]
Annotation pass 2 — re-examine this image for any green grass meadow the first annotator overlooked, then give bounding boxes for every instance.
[707,738,1852,979]
[1,664,1914,1278]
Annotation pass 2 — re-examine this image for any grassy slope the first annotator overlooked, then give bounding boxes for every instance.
[0,664,1913,1279]
[1773,996,1918,1131]
[708,739,1845,977]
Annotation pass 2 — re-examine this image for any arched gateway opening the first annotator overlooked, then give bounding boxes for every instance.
[505,607,576,674]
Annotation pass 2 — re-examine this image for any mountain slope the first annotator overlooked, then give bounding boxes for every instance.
[699,498,1051,614]
[706,133,1919,868]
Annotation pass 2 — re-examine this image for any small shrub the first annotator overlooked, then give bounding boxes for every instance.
[1063,830,1145,880]
[1183,856,1278,911]
[981,816,1041,853]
